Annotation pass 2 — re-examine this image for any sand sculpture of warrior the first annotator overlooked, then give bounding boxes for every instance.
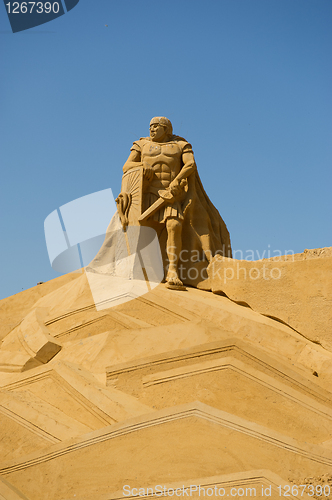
[116,117,232,290]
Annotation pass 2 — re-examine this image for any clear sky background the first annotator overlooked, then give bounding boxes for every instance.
[0,0,331,301]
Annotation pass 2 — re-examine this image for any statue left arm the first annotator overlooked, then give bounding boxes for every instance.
[169,151,196,194]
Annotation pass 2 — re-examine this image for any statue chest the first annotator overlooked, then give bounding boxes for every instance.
[141,142,182,168]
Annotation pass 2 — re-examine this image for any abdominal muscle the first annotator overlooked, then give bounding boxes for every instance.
[144,157,182,190]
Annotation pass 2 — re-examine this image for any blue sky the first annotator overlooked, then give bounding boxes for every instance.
[0,0,331,300]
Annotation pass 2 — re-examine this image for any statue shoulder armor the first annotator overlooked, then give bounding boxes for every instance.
[171,136,193,154]
[130,137,150,153]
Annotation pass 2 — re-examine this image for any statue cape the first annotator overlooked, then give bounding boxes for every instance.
[180,168,232,261]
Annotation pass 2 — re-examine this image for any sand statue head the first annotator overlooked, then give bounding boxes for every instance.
[149,117,173,141]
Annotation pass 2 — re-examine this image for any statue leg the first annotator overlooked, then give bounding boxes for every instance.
[165,217,184,287]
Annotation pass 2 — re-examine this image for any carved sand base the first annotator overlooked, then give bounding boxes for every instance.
[0,249,331,499]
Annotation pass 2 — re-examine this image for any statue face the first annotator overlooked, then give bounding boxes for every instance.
[150,122,167,142]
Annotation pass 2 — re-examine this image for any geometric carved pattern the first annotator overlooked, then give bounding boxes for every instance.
[0,402,332,500]
[107,338,332,406]
[0,361,152,463]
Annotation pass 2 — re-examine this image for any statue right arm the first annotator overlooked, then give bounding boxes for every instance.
[122,150,143,173]
[123,146,154,182]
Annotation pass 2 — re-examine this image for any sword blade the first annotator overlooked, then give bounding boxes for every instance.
[138,197,166,222]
